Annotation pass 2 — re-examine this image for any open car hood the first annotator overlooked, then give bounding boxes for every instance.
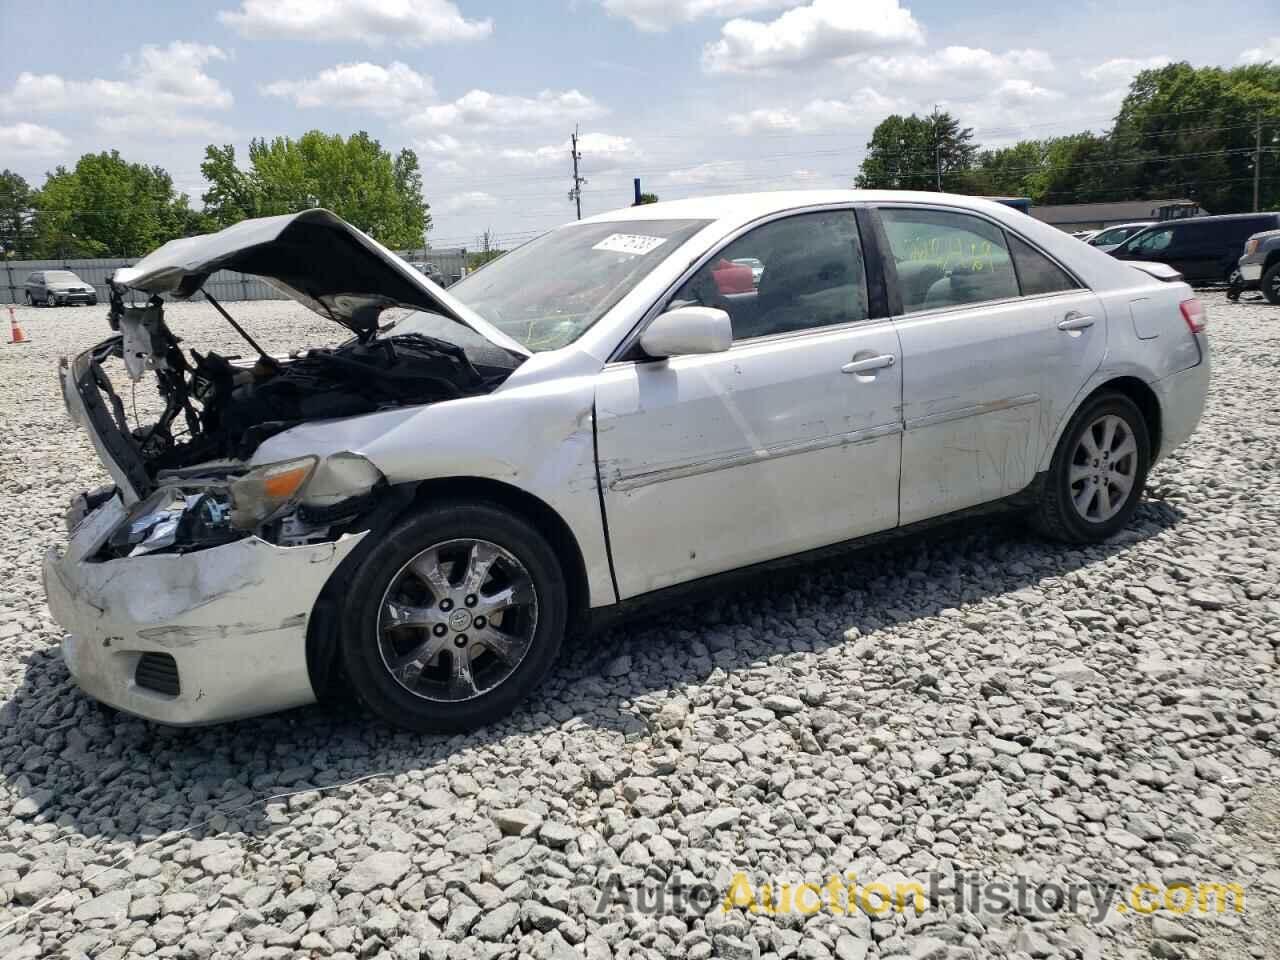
[111,209,530,357]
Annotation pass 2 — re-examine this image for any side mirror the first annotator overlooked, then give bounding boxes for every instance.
[639,305,732,359]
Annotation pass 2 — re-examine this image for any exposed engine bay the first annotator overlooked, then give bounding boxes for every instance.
[100,288,513,475]
[60,209,529,559]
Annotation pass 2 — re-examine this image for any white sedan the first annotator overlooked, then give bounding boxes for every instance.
[45,191,1210,731]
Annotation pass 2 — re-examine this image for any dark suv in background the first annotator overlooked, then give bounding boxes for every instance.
[1109,212,1280,285]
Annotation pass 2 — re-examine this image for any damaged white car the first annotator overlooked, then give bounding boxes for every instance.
[45,194,1210,731]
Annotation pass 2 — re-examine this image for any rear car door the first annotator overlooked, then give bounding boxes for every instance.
[875,205,1106,525]
[594,207,904,599]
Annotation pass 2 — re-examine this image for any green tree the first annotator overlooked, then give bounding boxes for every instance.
[0,170,34,257]
[636,192,659,205]
[855,111,977,190]
[1112,62,1280,212]
[200,131,430,247]
[31,151,203,258]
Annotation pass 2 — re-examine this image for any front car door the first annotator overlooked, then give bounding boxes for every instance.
[874,205,1106,525]
[594,207,904,599]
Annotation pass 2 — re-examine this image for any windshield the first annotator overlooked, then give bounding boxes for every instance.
[1092,225,1146,246]
[445,218,710,351]
[46,271,81,283]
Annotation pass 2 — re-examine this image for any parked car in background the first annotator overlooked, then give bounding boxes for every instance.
[1110,212,1280,285]
[25,270,98,307]
[1087,221,1155,253]
[46,195,1208,732]
[1071,230,1100,242]
[1233,229,1280,304]
[732,256,765,285]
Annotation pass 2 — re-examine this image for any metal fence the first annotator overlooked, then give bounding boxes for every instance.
[0,246,470,305]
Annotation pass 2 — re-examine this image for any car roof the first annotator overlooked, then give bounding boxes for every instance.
[575,189,1026,232]
[1099,221,1155,230]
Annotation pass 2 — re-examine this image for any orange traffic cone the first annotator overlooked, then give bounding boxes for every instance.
[8,306,27,344]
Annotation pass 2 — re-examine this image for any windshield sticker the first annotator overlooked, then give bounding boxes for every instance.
[592,233,668,256]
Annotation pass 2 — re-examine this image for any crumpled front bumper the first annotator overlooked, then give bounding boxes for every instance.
[42,494,366,725]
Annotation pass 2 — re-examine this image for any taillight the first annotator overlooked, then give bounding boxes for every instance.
[1179,298,1206,334]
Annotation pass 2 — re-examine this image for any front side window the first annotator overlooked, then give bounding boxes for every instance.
[880,208,1019,313]
[446,218,709,352]
[669,209,868,340]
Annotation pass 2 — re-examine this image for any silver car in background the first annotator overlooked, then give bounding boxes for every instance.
[25,269,99,307]
[1087,221,1156,254]
[45,192,1209,732]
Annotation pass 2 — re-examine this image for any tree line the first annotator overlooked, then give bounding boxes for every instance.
[0,130,431,259]
[856,61,1280,212]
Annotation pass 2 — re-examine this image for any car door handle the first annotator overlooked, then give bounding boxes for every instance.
[1057,313,1095,332]
[841,354,896,374]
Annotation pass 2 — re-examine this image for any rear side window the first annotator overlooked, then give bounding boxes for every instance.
[1006,234,1080,296]
[880,208,1018,313]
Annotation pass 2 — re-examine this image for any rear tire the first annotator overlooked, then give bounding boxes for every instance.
[1263,262,1280,306]
[1031,392,1151,543]
[340,501,567,733]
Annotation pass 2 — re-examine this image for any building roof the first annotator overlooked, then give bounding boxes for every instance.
[1031,199,1199,225]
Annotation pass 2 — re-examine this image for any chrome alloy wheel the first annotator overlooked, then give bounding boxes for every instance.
[1069,413,1138,523]
[376,538,538,702]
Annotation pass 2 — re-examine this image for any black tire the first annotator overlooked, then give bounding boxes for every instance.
[45,293,56,308]
[340,501,567,733]
[1263,262,1280,307]
[1031,391,1151,543]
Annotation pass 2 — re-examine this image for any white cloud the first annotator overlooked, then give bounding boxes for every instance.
[1083,56,1171,83]
[702,0,923,75]
[436,190,500,213]
[218,0,492,46]
[1240,38,1280,65]
[599,0,794,32]
[727,87,903,134]
[5,42,232,115]
[405,89,606,130]
[500,132,635,169]
[860,46,1052,89]
[95,114,236,141]
[263,61,435,111]
[0,122,71,156]
[664,160,747,185]
[2,42,234,143]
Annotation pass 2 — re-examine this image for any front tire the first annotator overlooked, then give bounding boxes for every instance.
[1263,262,1280,306]
[340,501,567,733]
[1032,392,1151,543]
[45,293,56,308]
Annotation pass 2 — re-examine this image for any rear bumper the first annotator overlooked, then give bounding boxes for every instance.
[1239,262,1263,283]
[1151,339,1210,463]
[43,495,367,725]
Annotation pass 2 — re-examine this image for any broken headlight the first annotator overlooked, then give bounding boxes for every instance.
[105,487,237,558]
[228,456,318,530]
[228,453,384,530]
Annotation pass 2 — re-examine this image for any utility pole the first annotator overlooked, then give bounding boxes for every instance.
[1254,114,1263,213]
[568,125,586,220]
[933,104,943,192]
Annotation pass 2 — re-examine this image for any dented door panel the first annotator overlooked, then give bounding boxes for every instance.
[895,290,1106,525]
[595,322,903,599]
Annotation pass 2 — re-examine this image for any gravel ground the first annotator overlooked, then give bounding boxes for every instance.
[0,293,1277,960]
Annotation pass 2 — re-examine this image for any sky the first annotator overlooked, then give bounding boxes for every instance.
[1,1,1277,250]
